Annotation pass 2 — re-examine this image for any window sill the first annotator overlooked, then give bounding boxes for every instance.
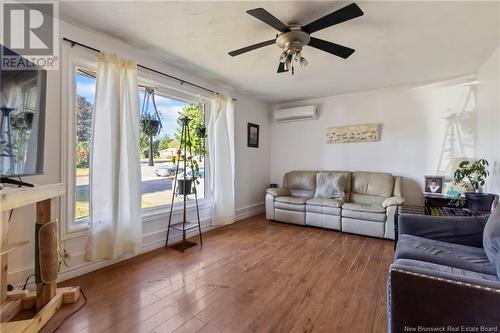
[62,199,213,240]
[142,198,213,223]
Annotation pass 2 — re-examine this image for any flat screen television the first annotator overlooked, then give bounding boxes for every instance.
[0,45,46,181]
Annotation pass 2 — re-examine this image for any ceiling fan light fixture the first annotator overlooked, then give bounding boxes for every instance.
[228,3,364,75]
[284,57,291,71]
[300,57,309,68]
[279,50,288,63]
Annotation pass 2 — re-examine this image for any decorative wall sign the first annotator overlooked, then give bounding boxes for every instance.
[326,124,380,144]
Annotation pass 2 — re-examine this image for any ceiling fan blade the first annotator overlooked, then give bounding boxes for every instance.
[247,8,290,32]
[277,62,287,73]
[228,39,276,57]
[308,37,355,59]
[302,3,364,34]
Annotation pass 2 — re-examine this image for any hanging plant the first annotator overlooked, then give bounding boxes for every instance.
[140,87,163,166]
[141,113,161,136]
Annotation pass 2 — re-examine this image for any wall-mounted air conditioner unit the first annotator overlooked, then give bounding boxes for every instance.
[273,105,317,123]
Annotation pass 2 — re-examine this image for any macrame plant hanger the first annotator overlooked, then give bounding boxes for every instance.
[140,87,163,166]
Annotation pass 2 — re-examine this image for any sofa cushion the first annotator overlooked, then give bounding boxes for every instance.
[349,193,386,206]
[306,198,343,216]
[352,171,394,197]
[275,196,308,212]
[396,234,497,276]
[342,202,386,213]
[275,196,309,205]
[275,201,305,212]
[314,172,346,200]
[342,210,386,222]
[393,259,499,282]
[483,205,500,277]
[283,171,316,191]
[306,197,344,208]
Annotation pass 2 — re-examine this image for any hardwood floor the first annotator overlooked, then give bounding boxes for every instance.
[47,214,394,333]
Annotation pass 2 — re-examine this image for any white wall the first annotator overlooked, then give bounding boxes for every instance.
[477,46,500,195]
[234,95,271,214]
[7,20,270,286]
[271,76,479,205]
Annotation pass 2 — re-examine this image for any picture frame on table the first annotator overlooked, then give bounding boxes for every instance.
[424,175,444,194]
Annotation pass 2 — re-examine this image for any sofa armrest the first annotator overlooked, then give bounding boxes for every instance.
[388,262,500,333]
[382,196,405,208]
[266,187,290,197]
[398,214,488,248]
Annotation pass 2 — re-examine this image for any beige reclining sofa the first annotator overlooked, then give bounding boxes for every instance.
[265,170,404,239]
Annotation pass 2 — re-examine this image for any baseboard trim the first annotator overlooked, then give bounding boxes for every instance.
[235,202,265,222]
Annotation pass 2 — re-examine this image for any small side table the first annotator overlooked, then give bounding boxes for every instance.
[424,192,465,210]
[394,204,490,249]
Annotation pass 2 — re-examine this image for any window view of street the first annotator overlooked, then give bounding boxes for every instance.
[138,89,205,209]
[74,69,205,221]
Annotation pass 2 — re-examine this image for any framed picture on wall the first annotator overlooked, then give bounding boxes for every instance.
[424,176,444,194]
[247,123,259,148]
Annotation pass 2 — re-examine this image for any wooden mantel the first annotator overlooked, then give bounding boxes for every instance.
[0,183,80,333]
[0,183,65,211]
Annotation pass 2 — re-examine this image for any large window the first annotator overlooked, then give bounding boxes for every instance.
[74,69,96,221]
[71,65,206,226]
[139,89,205,210]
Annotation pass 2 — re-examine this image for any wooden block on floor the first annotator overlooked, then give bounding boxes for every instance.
[0,287,79,332]
[61,286,80,304]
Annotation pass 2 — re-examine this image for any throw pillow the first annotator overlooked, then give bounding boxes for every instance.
[314,172,346,200]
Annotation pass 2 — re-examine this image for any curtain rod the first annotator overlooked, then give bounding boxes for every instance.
[62,37,237,102]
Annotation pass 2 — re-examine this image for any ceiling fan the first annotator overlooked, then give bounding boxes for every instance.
[228,3,364,74]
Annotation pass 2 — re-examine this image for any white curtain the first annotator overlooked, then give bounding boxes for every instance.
[86,53,142,260]
[208,95,235,226]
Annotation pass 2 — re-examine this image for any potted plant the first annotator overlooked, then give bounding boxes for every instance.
[140,88,163,166]
[453,159,495,211]
[140,113,162,167]
[174,113,206,198]
[140,113,161,137]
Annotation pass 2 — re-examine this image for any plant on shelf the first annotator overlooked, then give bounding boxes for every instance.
[173,104,207,196]
[453,159,495,211]
[453,159,489,193]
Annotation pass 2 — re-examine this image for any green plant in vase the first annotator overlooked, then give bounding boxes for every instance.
[453,159,495,211]
[453,159,489,193]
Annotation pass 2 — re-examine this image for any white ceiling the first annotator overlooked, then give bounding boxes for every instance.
[60,1,500,103]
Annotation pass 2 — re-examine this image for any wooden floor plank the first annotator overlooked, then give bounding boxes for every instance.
[39,215,393,333]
